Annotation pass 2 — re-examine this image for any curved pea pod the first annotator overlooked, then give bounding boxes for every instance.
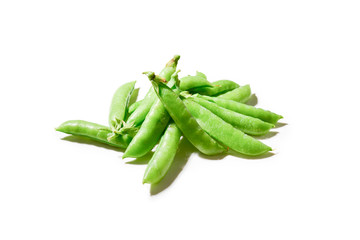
[123,71,181,158]
[217,84,251,103]
[159,55,181,80]
[108,81,136,132]
[197,95,283,124]
[183,99,272,156]
[150,79,225,156]
[122,99,170,159]
[128,99,143,115]
[120,55,180,133]
[120,88,157,134]
[56,120,131,148]
[190,80,239,96]
[190,96,274,135]
[179,71,212,91]
[143,122,182,184]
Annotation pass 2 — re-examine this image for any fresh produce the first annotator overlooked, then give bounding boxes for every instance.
[178,71,212,91]
[122,94,171,159]
[108,81,136,141]
[119,55,180,134]
[150,75,226,156]
[56,55,283,188]
[196,95,283,124]
[188,96,274,136]
[128,100,143,115]
[143,122,182,184]
[218,84,251,102]
[56,120,131,148]
[190,79,239,96]
[183,99,272,156]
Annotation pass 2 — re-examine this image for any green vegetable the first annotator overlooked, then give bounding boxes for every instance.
[183,99,272,156]
[108,81,136,132]
[120,55,180,134]
[56,120,131,148]
[189,96,274,135]
[143,122,182,184]
[122,71,181,159]
[179,71,212,91]
[123,98,170,158]
[56,55,284,188]
[217,84,251,103]
[190,80,239,96]
[150,77,225,156]
[128,100,143,115]
[197,95,283,124]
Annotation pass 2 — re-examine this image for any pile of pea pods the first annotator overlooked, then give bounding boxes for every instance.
[56,55,283,185]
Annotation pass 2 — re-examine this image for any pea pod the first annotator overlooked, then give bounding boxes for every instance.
[159,56,181,80]
[179,71,212,91]
[143,122,182,184]
[189,96,274,135]
[183,99,272,156]
[120,55,180,134]
[122,71,180,158]
[218,84,251,103]
[150,77,225,156]
[122,99,170,158]
[196,95,283,124]
[190,80,239,96]
[56,120,131,148]
[128,99,143,115]
[108,81,136,132]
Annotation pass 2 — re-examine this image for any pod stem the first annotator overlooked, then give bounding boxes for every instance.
[143,71,166,83]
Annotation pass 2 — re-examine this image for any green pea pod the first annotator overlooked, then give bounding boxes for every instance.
[108,81,136,132]
[189,96,274,135]
[190,80,240,96]
[128,99,143,115]
[56,120,131,148]
[217,84,251,103]
[159,55,181,80]
[195,71,207,79]
[197,95,283,124]
[150,77,225,156]
[122,71,180,159]
[143,122,182,184]
[179,71,212,91]
[122,99,170,159]
[120,55,180,134]
[183,99,272,156]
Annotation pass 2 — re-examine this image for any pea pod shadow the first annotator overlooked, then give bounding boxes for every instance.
[61,136,125,152]
[198,151,228,160]
[228,150,275,160]
[150,137,195,195]
[198,148,274,161]
[125,151,154,165]
[274,122,287,128]
[253,131,278,140]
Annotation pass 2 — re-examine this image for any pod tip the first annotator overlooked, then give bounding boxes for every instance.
[143,71,155,80]
[166,55,181,67]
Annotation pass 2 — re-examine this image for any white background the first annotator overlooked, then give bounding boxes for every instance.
[1,0,360,239]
